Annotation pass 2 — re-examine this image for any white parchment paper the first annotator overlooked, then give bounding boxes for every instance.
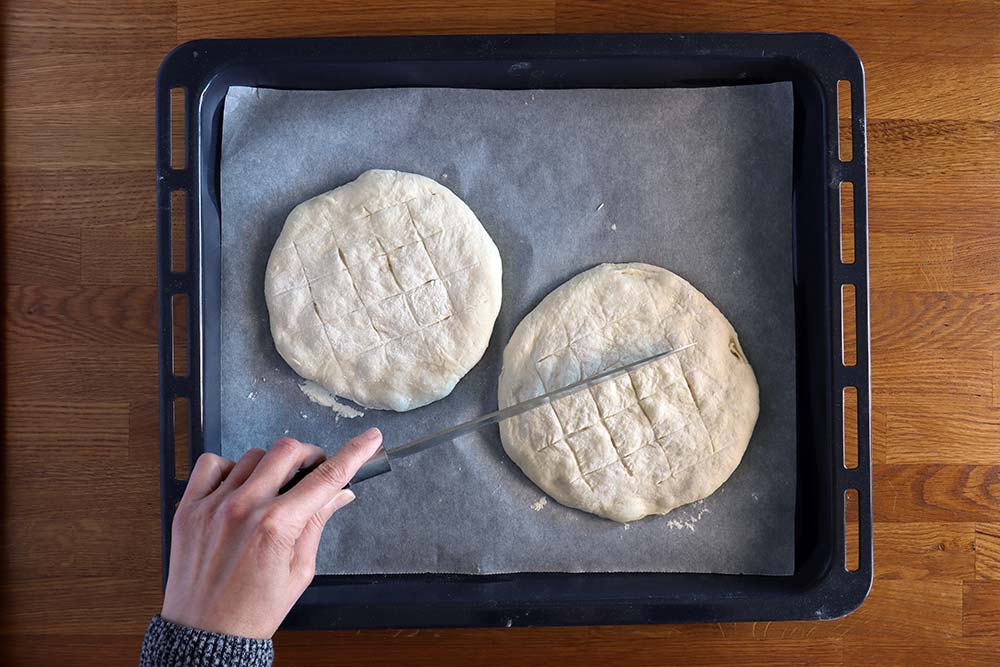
[220,84,795,575]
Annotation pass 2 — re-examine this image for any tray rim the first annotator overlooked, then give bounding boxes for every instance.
[154,31,872,629]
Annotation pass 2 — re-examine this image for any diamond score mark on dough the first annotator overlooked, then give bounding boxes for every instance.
[625,370,676,480]
[547,354,700,486]
[290,240,341,361]
[291,191,487,358]
[530,323,707,487]
[676,355,718,455]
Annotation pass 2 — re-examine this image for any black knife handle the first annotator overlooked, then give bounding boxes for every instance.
[277,445,392,495]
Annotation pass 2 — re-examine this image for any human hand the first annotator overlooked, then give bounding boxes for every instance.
[161,428,383,639]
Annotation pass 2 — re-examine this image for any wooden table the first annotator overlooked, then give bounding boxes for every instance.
[3,1,998,664]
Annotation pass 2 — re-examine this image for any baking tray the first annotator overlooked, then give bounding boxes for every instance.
[155,33,871,628]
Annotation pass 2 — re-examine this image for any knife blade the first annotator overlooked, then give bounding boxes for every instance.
[344,341,697,485]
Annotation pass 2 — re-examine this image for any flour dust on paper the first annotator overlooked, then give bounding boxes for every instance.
[299,380,364,419]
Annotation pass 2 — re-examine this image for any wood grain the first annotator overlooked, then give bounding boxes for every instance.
[975,524,1000,581]
[81,219,157,286]
[6,51,165,107]
[3,0,1000,664]
[4,223,82,286]
[3,464,159,525]
[5,99,155,168]
[553,0,1000,63]
[871,291,1000,352]
[2,577,163,636]
[874,465,1000,523]
[6,285,156,346]
[5,1,178,57]
[844,639,1000,667]
[867,119,1000,179]
[869,233,953,292]
[4,167,154,233]
[178,0,557,39]
[954,234,1000,293]
[3,635,147,667]
[885,405,1000,464]
[872,406,888,464]
[963,583,1000,637]
[5,343,158,402]
[864,60,1000,122]
[872,523,975,582]
[6,400,130,452]
[995,351,1000,409]
[4,515,161,583]
[280,636,845,667]
[128,397,164,464]
[868,177,1000,235]
[872,349,993,408]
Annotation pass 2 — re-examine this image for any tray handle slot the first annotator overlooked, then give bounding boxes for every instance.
[837,80,853,162]
[173,397,191,480]
[844,488,860,571]
[171,88,187,170]
[839,182,855,264]
[842,386,859,469]
[841,284,857,367]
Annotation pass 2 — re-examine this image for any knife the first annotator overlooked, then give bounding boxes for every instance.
[279,342,696,493]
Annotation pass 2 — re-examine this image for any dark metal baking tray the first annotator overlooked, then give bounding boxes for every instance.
[155,32,871,629]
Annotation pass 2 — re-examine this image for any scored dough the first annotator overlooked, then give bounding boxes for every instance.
[265,169,502,412]
[498,263,758,523]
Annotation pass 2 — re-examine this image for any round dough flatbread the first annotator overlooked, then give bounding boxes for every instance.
[265,170,502,411]
[498,263,758,523]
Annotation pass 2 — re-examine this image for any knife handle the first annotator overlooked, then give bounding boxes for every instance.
[350,444,392,484]
[277,444,392,495]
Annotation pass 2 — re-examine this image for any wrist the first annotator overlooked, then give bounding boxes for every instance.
[161,604,275,641]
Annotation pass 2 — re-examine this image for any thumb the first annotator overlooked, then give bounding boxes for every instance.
[291,489,356,575]
[320,488,356,521]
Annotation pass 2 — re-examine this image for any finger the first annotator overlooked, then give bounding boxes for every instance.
[280,428,382,516]
[217,447,267,492]
[291,489,356,576]
[180,453,235,504]
[242,437,326,498]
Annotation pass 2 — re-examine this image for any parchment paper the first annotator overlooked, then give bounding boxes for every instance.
[220,84,795,575]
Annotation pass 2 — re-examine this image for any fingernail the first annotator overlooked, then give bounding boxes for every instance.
[330,489,356,511]
[359,427,382,445]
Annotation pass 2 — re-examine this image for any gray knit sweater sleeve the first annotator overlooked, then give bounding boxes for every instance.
[140,615,274,667]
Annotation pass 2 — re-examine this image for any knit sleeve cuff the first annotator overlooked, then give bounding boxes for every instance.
[139,614,274,667]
